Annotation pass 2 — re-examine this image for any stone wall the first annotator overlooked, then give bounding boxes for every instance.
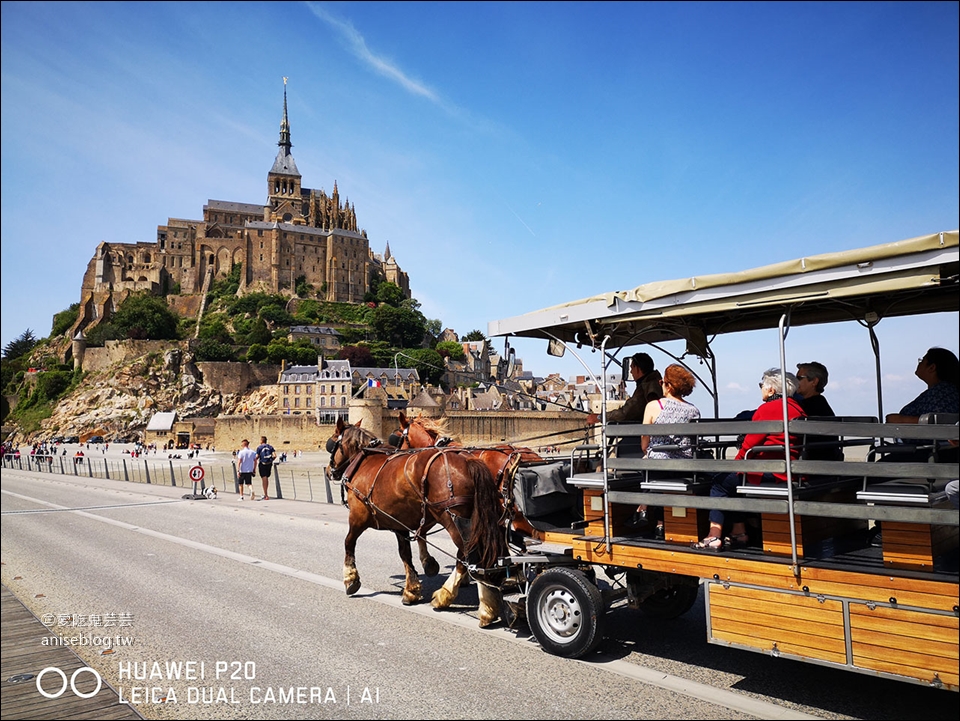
[82,340,180,373]
[195,362,280,394]
[214,415,336,453]
[368,407,588,450]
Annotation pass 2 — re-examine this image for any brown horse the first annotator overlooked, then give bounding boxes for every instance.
[388,412,544,540]
[325,418,506,626]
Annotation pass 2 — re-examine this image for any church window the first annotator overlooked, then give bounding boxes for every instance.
[258,230,263,237]
[259,255,263,262]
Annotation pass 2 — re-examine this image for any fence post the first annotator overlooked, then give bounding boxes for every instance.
[123,459,129,483]
[307,471,314,502]
[169,461,176,486]
[104,459,110,480]
[59,456,65,475]
[324,472,333,504]
[144,460,151,484]
[232,462,239,494]
[273,464,283,500]
[86,457,93,478]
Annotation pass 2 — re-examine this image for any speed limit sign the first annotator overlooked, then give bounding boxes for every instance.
[189,465,205,482]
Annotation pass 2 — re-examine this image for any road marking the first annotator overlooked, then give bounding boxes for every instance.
[1,499,183,515]
[1,487,820,720]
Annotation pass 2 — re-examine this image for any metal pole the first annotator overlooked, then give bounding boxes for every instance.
[169,461,176,486]
[123,459,129,483]
[273,464,283,500]
[104,459,110,480]
[324,472,333,504]
[144,460,151,484]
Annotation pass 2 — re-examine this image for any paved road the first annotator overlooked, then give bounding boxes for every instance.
[1,469,956,720]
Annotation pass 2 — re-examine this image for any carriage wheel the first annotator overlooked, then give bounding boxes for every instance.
[526,567,605,658]
[637,583,700,620]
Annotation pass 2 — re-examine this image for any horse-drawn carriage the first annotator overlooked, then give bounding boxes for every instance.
[327,230,959,689]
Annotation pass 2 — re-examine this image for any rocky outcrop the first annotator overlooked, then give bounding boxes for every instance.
[8,346,278,446]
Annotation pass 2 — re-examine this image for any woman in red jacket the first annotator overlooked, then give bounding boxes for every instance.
[693,368,806,551]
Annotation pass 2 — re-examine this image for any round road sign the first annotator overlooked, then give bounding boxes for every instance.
[189,465,205,482]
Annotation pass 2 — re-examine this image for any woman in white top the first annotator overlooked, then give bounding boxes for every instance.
[627,364,701,537]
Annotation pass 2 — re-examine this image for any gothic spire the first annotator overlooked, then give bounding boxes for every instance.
[270,77,300,177]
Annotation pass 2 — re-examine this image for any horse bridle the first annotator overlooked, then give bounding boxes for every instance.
[388,425,453,450]
[326,432,382,481]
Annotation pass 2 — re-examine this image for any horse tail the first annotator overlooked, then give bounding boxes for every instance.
[464,458,507,569]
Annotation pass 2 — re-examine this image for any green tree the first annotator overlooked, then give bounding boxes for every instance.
[435,341,465,361]
[245,343,268,363]
[244,317,273,346]
[112,293,179,340]
[370,305,425,348]
[259,304,295,327]
[3,329,37,360]
[404,348,446,386]
[193,338,236,362]
[463,330,486,342]
[197,315,234,345]
[375,282,405,307]
[295,275,314,298]
[51,304,80,337]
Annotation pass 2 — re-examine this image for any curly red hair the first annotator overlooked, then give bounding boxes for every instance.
[663,364,696,397]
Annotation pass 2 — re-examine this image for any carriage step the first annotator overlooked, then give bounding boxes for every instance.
[524,539,573,555]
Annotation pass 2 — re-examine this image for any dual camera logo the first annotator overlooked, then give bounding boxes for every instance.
[35,666,103,699]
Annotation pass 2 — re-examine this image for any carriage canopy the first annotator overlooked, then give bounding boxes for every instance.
[488,230,959,353]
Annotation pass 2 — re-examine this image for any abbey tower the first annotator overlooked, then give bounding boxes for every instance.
[73,81,409,337]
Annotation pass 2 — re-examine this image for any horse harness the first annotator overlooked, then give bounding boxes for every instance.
[336,439,473,540]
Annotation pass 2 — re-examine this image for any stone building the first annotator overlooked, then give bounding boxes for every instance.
[278,359,352,422]
[72,81,409,336]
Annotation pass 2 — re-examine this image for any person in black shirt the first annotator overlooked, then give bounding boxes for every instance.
[796,361,839,462]
[795,362,834,417]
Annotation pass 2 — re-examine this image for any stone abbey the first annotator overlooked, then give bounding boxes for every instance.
[73,81,409,336]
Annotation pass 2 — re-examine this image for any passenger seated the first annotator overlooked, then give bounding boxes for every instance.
[795,361,840,461]
[885,347,959,424]
[693,368,805,552]
[626,364,701,538]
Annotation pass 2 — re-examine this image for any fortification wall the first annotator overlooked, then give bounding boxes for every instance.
[214,415,334,453]
[195,362,279,393]
[82,340,180,373]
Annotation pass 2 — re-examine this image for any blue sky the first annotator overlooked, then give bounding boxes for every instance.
[2,1,957,417]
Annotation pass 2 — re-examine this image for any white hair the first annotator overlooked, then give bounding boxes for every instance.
[760,368,798,397]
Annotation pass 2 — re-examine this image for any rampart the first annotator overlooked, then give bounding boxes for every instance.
[195,362,279,393]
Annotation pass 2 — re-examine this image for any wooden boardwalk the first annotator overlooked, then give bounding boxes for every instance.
[1,585,143,720]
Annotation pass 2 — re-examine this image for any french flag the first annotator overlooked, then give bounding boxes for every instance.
[367,379,381,387]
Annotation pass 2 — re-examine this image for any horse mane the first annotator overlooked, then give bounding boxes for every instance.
[413,415,456,442]
[342,424,380,455]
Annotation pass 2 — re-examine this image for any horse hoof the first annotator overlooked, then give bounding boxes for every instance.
[423,559,441,577]
[345,580,361,596]
[479,616,498,629]
[402,592,421,606]
[431,588,453,609]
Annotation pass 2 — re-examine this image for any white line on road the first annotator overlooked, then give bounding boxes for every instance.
[1,487,821,720]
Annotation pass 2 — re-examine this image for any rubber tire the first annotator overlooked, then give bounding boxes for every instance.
[526,567,605,658]
[637,583,699,620]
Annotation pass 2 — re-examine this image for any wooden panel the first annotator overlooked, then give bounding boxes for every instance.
[708,584,847,664]
[572,539,960,610]
[663,507,709,544]
[761,512,867,558]
[882,522,959,570]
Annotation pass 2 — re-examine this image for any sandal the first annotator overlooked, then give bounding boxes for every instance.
[691,535,723,552]
[725,533,749,550]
